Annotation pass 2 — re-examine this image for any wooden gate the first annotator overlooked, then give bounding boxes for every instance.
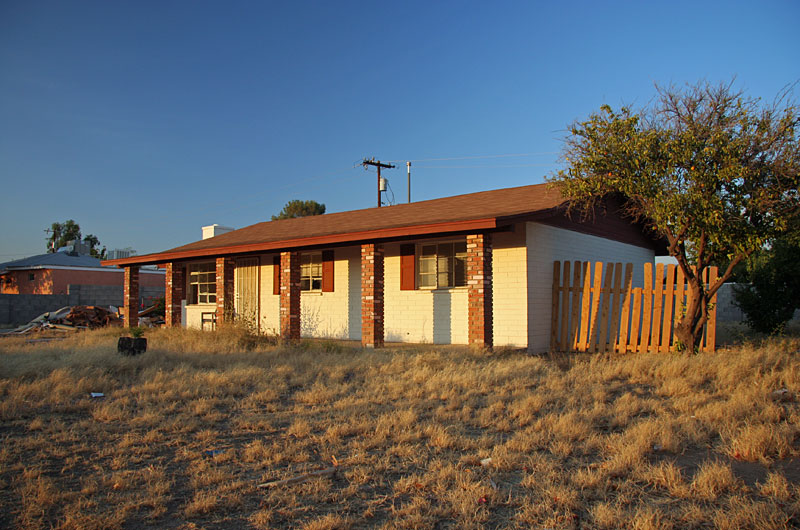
[235,257,260,331]
[550,261,717,353]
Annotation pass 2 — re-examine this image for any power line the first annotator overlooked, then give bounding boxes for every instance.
[385,152,557,163]
[412,163,557,169]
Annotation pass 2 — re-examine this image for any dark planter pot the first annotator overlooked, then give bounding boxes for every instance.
[118,336,147,356]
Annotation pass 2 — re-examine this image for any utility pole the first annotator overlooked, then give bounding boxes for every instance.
[362,158,395,207]
[407,161,411,203]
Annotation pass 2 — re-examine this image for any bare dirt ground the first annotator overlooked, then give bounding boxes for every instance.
[0,327,797,529]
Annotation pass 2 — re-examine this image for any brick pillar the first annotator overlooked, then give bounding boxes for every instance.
[215,257,235,324]
[165,262,185,327]
[123,265,139,328]
[280,251,301,339]
[361,243,384,348]
[467,234,493,349]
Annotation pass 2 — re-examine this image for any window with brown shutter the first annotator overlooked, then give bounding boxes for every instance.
[400,244,416,290]
[322,250,334,292]
[273,255,280,295]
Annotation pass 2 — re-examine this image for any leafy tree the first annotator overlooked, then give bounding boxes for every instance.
[46,220,81,252]
[551,80,799,352]
[82,234,106,259]
[46,221,105,258]
[733,236,800,334]
[271,200,326,221]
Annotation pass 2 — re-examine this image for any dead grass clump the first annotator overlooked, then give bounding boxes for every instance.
[691,460,742,499]
[723,422,798,463]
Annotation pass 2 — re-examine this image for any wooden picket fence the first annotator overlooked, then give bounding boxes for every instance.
[550,261,718,353]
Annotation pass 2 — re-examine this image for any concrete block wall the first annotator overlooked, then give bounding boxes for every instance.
[715,283,799,324]
[67,284,164,308]
[0,293,75,327]
[0,284,165,327]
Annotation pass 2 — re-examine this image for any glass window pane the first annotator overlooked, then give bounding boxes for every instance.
[419,256,435,274]
[454,255,466,286]
[419,272,436,288]
[312,278,322,290]
[421,245,436,257]
[454,242,467,255]
[437,255,450,273]
[300,278,310,291]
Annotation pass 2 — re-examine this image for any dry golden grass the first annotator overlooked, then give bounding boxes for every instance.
[0,326,798,529]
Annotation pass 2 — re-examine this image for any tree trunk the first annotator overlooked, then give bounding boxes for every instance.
[673,277,709,353]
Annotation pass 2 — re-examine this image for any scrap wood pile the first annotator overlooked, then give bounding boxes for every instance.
[1,305,122,335]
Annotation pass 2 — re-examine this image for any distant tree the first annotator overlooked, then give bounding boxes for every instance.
[46,221,105,257]
[82,234,106,259]
[47,220,81,252]
[551,80,800,352]
[271,200,326,221]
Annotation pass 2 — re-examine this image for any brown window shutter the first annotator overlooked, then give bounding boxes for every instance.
[322,250,334,292]
[400,244,415,290]
[273,255,280,295]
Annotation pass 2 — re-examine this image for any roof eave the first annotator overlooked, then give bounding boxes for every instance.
[102,217,499,267]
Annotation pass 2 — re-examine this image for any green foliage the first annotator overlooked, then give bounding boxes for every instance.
[271,200,326,221]
[149,296,166,318]
[551,80,799,350]
[130,326,145,339]
[733,238,800,334]
[46,220,105,257]
[47,220,81,252]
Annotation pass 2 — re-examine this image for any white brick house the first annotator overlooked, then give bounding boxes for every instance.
[104,183,665,353]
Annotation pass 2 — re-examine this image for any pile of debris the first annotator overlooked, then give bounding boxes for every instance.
[1,305,122,335]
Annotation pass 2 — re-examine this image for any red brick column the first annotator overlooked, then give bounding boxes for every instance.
[280,251,301,339]
[467,234,493,349]
[165,262,185,327]
[123,265,139,328]
[215,257,235,324]
[361,243,384,348]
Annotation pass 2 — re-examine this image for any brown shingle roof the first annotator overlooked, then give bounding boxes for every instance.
[104,183,567,266]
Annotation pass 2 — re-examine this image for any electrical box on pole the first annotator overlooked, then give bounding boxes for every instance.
[362,158,395,207]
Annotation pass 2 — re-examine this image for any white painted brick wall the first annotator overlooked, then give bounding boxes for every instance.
[300,247,359,340]
[186,303,216,330]
[384,242,469,344]
[526,222,655,353]
[259,254,281,335]
[492,227,528,348]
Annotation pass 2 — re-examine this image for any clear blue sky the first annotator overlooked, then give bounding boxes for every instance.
[1,0,797,259]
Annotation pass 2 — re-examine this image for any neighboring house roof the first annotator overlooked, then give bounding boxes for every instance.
[103,183,665,267]
[0,251,103,273]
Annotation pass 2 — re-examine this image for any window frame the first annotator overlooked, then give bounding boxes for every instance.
[416,240,468,290]
[188,262,217,305]
[300,252,323,292]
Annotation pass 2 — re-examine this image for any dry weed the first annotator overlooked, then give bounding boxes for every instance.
[0,329,797,528]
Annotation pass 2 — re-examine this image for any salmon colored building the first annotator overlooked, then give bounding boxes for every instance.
[0,251,164,295]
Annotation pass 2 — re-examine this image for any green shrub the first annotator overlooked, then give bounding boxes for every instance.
[733,239,800,334]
